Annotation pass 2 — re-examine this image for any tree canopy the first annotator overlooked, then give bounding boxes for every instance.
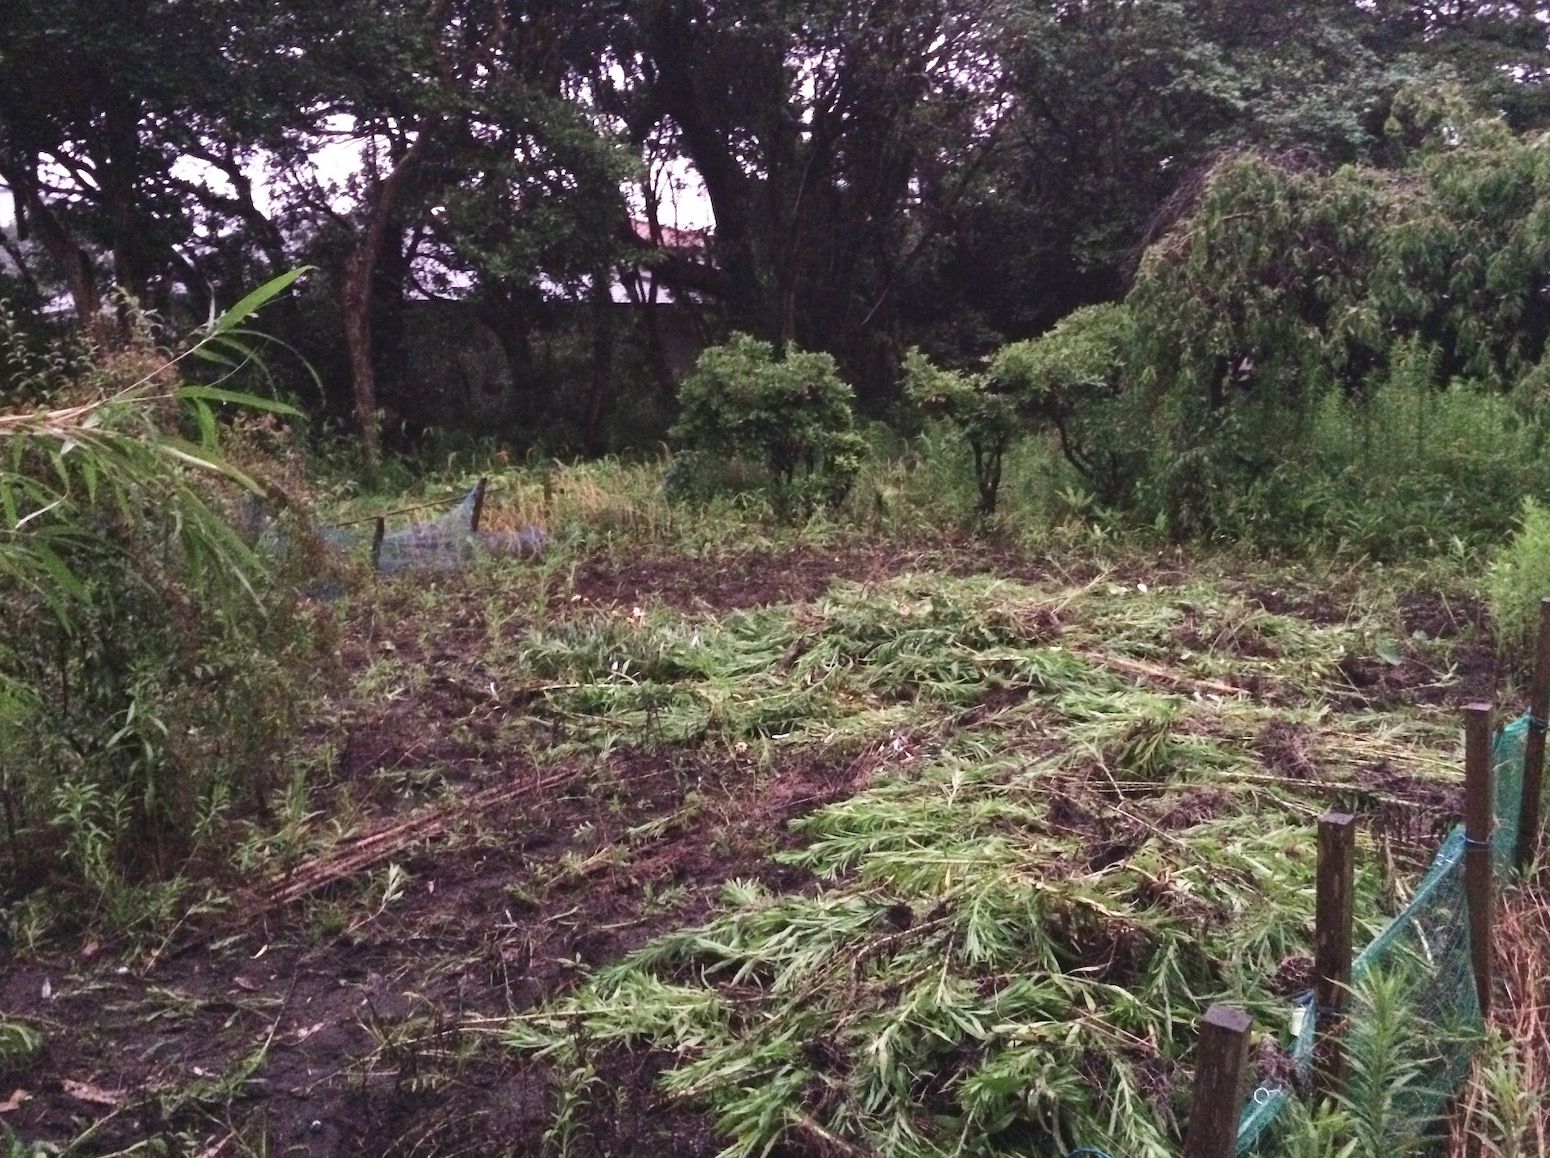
[2,0,1548,455]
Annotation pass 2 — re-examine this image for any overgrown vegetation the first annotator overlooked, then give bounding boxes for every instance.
[900,349,1019,516]
[1488,499,1550,664]
[7,9,1550,1155]
[0,278,328,932]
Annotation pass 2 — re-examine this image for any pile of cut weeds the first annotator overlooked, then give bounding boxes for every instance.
[0,544,1487,1156]
[501,571,1476,1157]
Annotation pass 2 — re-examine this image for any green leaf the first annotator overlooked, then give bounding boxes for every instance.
[154,438,264,494]
[205,267,315,337]
[190,399,218,449]
[176,385,301,417]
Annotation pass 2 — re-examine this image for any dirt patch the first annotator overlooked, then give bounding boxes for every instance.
[561,535,1161,616]
[1,540,1501,1156]
[1255,719,1321,780]
[567,544,917,613]
[2,725,868,1156]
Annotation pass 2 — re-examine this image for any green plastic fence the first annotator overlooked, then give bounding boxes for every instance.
[1234,715,1530,1153]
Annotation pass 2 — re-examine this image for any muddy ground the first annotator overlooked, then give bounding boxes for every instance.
[0,538,1503,1156]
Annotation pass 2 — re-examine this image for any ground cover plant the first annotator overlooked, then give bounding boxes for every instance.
[4,452,1536,1155]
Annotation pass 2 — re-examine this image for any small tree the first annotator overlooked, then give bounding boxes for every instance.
[670,333,867,513]
[900,348,1019,516]
[990,303,1143,508]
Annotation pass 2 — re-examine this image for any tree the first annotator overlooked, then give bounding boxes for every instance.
[0,1,326,325]
[990,303,1143,508]
[901,348,1019,516]
[593,0,1001,405]
[280,0,632,460]
[1123,96,1550,532]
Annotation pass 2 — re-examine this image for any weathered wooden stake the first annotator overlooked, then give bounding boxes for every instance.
[1184,1004,1252,1158]
[1518,598,1550,870]
[1464,702,1494,1020]
[470,476,489,534]
[1314,811,1357,1093]
[370,516,385,570]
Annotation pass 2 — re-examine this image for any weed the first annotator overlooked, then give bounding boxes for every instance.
[499,570,1468,1156]
[0,1020,42,1081]
[0,280,329,930]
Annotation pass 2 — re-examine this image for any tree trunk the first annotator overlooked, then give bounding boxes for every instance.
[338,127,436,464]
[583,267,615,455]
[340,249,381,464]
[2,162,100,326]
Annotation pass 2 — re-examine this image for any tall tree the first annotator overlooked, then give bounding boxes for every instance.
[591,0,1000,403]
[302,0,629,459]
[0,0,320,324]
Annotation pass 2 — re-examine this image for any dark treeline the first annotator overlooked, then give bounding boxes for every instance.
[2,0,1548,458]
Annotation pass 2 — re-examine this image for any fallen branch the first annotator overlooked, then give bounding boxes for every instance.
[154,767,582,964]
[258,767,581,910]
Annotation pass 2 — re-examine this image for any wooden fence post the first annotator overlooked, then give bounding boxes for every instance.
[1314,811,1357,1093]
[470,476,489,534]
[1464,702,1494,1020]
[1184,1005,1252,1158]
[1518,598,1550,870]
[370,516,385,570]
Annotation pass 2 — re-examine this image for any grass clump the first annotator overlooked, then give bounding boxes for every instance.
[1487,498,1550,666]
[501,572,1462,1156]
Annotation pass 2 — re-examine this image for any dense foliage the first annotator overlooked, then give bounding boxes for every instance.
[1112,103,1550,545]
[669,332,867,513]
[4,1,1549,453]
[0,284,327,924]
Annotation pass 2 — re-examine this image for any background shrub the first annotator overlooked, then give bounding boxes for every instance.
[989,303,1147,511]
[669,333,867,515]
[900,348,1019,516]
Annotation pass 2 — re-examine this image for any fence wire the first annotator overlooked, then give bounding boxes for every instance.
[248,483,546,581]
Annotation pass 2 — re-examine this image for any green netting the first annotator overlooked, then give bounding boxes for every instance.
[1234,715,1530,1153]
[252,485,546,578]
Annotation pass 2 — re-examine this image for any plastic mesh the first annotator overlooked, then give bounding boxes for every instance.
[268,484,546,578]
[1232,715,1530,1153]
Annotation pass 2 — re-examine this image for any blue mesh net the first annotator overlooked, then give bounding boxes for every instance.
[254,484,546,580]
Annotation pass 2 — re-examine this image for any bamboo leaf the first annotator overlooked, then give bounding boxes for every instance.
[176,384,301,417]
[204,266,314,337]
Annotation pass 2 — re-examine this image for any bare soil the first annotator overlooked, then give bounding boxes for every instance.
[0,540,1501,1156]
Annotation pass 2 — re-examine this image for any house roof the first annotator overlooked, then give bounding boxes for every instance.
[630,219,709,252]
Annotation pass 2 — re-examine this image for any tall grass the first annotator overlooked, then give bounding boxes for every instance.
[1487,498,1550,666]
[0,278,329,935]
